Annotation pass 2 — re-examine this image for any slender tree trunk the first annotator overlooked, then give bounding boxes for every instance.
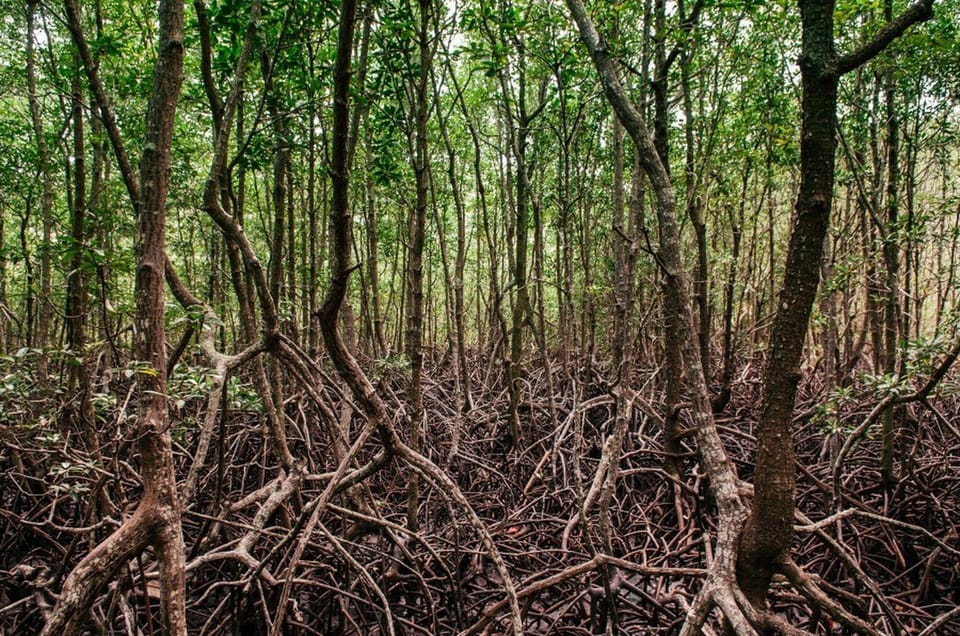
[364,134,388,357]
[433,49,473,411]
[0,208,6,349]
[682,49,711,384]
[820,232,841,465]
[66,55,96,453]
[263,50,291,466]
[611,116,629,378]
[880,26,902,488]
[718,163,750,413]
[306,40,320,354]
[601,78,634,632]
[197,0,294,473]
[551,62,580,371]
[26,0,53,353]
[286,161,297,336]
[264,53,289,312]
[905,95,920,341]
[20,208,34,348]
[406,0,432,531]
[648,0,687,479]
[508,122,531,447]
[566,6,757,633]
[443,45,504,388]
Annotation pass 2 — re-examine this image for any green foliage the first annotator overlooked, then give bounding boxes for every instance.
[812,384,856,434]
[859,371,910,398]
[903,334,951,380]
[168,363,215,411]
[47,459,96,501]
[227,375,263,413]
[0,349,42,423]
[374,353,411,382]
[0,0,956,401]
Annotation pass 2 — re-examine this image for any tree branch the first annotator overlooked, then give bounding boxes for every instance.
[836,0,934,75]
[63,0,140,211]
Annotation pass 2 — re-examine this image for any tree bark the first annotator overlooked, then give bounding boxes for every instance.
[880,14,902,488]
[565,0,746,593]
[25,0,53,352]
[66,52,97,457]
[406,0,432,531]
[738,0,934,608]
[433,39,473,412]
[44,0,187,632]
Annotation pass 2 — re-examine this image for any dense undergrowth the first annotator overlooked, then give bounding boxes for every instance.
[0,346,958,634]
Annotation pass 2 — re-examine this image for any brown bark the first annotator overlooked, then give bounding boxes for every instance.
[305,4,524,632]
[507,119,532,447]
[549,57,582,371]
[25,0,53,352]
[563,5,748,632]
[363,139,388,357]
[406,0,432,531]
[44,0,187,633]
[194,0,294,472]
[567,0,934,629]
[611,114,632,377]
[718,163,751,414]
[880,19,902,487]
[66,54,97,457]
[0,207,6,348]
[650,0,708,475]
[681,45,711,385]
[649,0,685,482]
[263,48,292,474]
[434,39,473,412]
[478,8,548,446]
[443,48,505,381]
[738,0,934,608]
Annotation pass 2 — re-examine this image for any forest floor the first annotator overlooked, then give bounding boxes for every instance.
[0,348,958,634]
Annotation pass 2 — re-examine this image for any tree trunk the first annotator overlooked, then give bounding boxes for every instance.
[433,43,473,412]
[738,0,934,608]
[565,0,747,617]
[43,0,187,632]
[66,54,97,456]
[406,0,432,531]
[681,47,711,384]
[26,0,53,353]
[718,163,749,414]
[880,23,902,488]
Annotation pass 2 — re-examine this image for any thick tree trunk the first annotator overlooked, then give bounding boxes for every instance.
[569,0,933,626]
[738,0,934,608]
[738,2,838,602]
[44,0,187,633]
